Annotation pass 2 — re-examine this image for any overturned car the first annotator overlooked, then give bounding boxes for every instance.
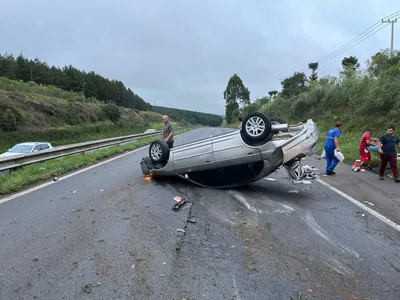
[140,112,320,189]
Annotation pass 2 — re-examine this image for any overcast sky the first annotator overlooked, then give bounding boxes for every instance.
[1,0,399,115]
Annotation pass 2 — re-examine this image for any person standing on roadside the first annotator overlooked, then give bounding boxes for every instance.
[324,122,343,175]
[238,117,243,130]
[162,115,174,149]
[359,128,378,170]
[378,125,400,182]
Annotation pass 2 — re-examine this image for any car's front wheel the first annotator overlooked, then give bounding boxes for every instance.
[241,112,272,141]
[149,140,170,163]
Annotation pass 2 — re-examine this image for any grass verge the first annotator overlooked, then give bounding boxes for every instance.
[0,127,197,195]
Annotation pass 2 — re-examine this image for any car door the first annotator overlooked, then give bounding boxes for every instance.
[172,138,215,173]
[212,132,263,168]
[32,145,42,152]
[40,143,50,151]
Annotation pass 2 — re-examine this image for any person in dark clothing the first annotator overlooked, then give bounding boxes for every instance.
[378,125,400,182]
[238,117,243,130]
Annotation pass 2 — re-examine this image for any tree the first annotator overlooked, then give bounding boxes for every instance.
[341,56,360,71]
[268,90,278,100]
[280,72,308,99]
[223,74,250,123]
[308,62,319,81]
[367,49,400,77]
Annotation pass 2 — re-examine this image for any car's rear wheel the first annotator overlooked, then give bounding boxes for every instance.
[270,117,286,125]
[149,140,170,163]
[241,112,272,141]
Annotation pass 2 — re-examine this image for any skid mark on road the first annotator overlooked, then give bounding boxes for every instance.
[232,275,242,300]
[302,211,361,260]
[228,190,259,227]
[323,257,353,277]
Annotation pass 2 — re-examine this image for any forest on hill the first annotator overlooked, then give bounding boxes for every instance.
[0,53,223,126]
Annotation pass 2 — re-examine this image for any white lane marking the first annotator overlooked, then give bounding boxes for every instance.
[302,211,361,259]
[317,179,400,233]
[0,129,197,205]
[0,145,148,205]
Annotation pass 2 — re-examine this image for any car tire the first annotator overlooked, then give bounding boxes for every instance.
[270,117,286,125]
[149,140,170,163]
[268,117,287,140]
[241,112,272,141]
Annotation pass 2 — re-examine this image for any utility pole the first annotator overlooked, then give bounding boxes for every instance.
[382,18,398,57]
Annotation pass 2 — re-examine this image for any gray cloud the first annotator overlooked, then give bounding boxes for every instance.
[1,0,398,115]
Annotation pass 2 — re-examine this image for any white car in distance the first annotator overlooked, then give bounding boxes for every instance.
[0,142,54,158]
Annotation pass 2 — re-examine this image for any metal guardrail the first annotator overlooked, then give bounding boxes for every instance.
[0,126,193,172]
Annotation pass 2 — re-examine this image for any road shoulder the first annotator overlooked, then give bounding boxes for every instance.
[310,157,400,225]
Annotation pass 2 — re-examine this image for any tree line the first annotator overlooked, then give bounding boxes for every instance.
[153,106,223,127]
[0,53,151,111]
[0,52,224,126]
[223,49,399,125]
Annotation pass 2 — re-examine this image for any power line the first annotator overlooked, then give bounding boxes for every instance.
[317,10,400,64]
[319,23,390,66]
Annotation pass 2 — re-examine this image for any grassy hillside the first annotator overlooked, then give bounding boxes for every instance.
[236,49,400,169]
[0,77,175,153]
[153,106,223,127]
[0,53,224,127]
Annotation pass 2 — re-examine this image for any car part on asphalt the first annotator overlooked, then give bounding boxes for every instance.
[140,112,320,189]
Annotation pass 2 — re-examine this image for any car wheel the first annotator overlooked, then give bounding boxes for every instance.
[267,117,287,140]
[241,112,272,141]
[270,117,286,125]
[149,140,170,163]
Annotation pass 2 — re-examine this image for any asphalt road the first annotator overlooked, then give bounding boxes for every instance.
[0,127,399,300]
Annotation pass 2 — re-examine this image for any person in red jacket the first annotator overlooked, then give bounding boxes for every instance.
[359,128,378,170]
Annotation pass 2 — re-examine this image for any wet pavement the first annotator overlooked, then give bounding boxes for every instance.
[0,127,399,300]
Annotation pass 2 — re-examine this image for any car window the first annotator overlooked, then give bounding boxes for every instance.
[41,144,49,150]
[33,145,42,151]
[9,145,34,153]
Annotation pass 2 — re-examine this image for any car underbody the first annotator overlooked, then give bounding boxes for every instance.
[140,113,320,189]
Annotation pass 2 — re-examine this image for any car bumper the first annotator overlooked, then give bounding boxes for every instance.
[140,158,152,175]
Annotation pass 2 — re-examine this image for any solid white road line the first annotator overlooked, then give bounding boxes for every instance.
[0,129,197,205]
[317,179,400,233]
[0,145,149,205]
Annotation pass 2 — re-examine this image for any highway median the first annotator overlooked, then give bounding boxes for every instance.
[0,127,195,195]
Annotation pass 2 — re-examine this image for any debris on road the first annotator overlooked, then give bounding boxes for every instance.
[307,289,313,293]
[44,234,50,238]
[53,176,58,181]
[71,207,83,213]
[364,201,375,207]
[72,190,77,194]
[188,218,197,223]
[131,264,135,269]
[288,189,298,194]
[82,282,102,294]
[173,196,187,211]
[32,257,39,262]
[71,262,78,272]
[177,229,185,233]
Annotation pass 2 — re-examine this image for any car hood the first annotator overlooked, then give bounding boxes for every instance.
[0,152,24,158]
